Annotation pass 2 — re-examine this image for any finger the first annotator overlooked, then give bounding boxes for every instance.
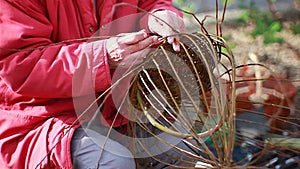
[167,36,175,44]
[167,34,181,43]
[167,35,181,52]
[125,36,158,55]
[118,30,148,45]
[172,40,181,52]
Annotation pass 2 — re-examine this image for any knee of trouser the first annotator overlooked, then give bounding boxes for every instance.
[104,144,136,169]
[71,127,136,169]
[108,154,136,169]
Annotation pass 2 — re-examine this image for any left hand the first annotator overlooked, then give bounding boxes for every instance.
[148,10,185,52]
[106,30,158,69]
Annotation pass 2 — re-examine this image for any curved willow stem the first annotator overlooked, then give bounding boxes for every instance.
[136,90,223,140]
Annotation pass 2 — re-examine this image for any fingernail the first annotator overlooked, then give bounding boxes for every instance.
[152,36,158,42]
[158,37,164,41]
[173,43,180,52]
[167,37,174,44]
[140,29,147,38]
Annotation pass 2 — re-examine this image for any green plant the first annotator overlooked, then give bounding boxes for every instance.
[251,13,283,44]
[235,0,284,44]
[291,22,300,34]
[173,0,196,13]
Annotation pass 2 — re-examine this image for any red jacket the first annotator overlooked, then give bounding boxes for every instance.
[0,0,181,168]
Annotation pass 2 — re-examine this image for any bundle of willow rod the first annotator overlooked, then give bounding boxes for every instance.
[125,31,238,168]
[128,32,228,139]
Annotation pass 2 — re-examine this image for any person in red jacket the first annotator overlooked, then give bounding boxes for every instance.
[0,0,188,168]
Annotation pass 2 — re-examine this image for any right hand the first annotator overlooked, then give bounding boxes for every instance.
[106,29,158,69]
[148,10,186,52]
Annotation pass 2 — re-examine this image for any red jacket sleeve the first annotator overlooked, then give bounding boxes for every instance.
[139,0,181,14]
[138,0,183,31]
[0,1,111,98]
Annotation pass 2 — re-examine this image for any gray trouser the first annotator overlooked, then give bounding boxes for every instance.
[71,127,136,169]
[130,123,197,168]
[71,122,197,169]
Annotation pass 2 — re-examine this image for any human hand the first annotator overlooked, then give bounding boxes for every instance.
[148,10,185,52]
[106,30,158,69]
